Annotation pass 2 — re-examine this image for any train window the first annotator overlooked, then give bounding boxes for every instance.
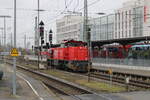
[136,47,141,51]
[145,47,148,50]
[135,47,138,50]
[66,42,86,47]
[61,43,65,48]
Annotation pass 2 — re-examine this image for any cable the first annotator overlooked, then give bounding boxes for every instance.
[46,0,101,24]
[1,8,62,15]
[64,0,67,9]
[45,0,74,25]
[78,0,101,11]
[73,0,79,12]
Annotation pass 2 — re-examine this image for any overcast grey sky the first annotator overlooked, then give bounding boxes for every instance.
[0,0,129,48]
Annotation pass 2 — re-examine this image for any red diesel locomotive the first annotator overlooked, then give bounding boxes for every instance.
[47,40,89,71]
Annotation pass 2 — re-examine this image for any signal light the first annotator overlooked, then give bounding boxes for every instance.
[41,36,44,40]
[46,43,49,49]
[41,39,44,44]
[32,45,34,51]
[87,27,91,40]
[49,34,52,42]
[40,26,44,37]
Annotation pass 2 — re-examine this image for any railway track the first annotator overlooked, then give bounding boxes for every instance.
[18,67,91,96]
[6,58,150,90]
[90,69,150,89]
[17,58,150,89]
[6,60,114,100]
[54,69,150,90]
[6,61,92,100]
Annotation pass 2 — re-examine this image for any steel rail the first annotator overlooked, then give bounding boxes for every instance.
[6,60,112,100]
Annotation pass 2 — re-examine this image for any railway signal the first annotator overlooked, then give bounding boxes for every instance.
[39,20,45,65]
[49,29,53,43]
[48,29,52,69]
[46,42,49,49]
[41,39,44,44]
[49,34,52,42]
[32,45,34,51]
[40,26,44,37]
[87,27,91,39]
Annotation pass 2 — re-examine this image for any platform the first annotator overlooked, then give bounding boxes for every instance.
[0,63,57,100]
[92,63,150,76]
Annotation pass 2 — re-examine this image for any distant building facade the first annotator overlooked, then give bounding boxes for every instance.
[114,0,150,39]
[56,15,83,43]
[89,14,115,41]
[90,0,150,41]
[56,0,150,43]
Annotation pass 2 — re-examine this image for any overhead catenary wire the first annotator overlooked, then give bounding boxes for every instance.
[46,0,102,25]
[44,0,74,25]
[78,0,101,11]
[73,0,79,12]
[0,0,102,27]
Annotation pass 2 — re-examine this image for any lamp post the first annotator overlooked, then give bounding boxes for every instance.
[0,15,11,50]
[37,0,40,69]
[0,28,4,46]
[86,13,105,82]
[24,34,27,53]
[36,0,45,69]
[13,0,16,95]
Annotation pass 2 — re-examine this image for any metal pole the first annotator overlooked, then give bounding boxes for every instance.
[0,33,1,46]
[110,74,112,87]
[46,31,47,43]
[41,36,43,60]
[12,0,17,95]
[50,40,51,69]
[37,0,40,69]
[83,0,88,42]
[10,33,13,49]
[34,17,37,50]
[0,28,3,46]
[4,17,6,49]
[2,28,4,47]
[24,34,27,53]
[84,0,91,82]
[1,29,3,46]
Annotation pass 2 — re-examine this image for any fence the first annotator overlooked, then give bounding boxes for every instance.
[92,57,150,67]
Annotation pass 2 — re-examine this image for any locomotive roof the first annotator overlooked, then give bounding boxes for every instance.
[62,40,86,44]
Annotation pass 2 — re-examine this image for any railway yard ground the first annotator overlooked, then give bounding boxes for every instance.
[1,57,150,100]
[0,63,64,100]
[17,59,127,93]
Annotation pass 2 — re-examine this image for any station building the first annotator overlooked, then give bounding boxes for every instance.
[114,0,150,39]
[90,0,150,41]
[89,14,115,41]
[89,0,150,41]
[56,15,83,43]
[56,0,150,43]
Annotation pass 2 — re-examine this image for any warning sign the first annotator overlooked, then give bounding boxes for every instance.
[11,48,19,57]
[108,68,113,75]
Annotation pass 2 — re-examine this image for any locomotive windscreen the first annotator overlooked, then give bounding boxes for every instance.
[62,40,87,47]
